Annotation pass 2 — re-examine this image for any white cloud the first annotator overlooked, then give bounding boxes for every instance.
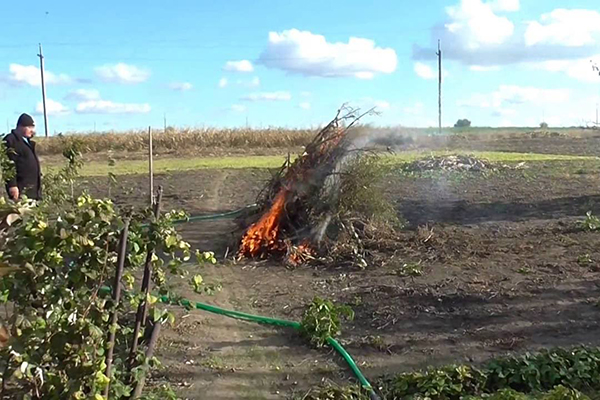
[299,102,311,110]
[218,77,228,88]
[76,100,151,114]
[230,104,247,113]
[258,29,397,79]
[241,91,292,102]
[374,100,391,110]
[469,65,501,72]
[65,89,101,101]
[491,0,519,12]
[413,2,600,74]
[444,0,515,49]
[403,102,424,116]
[95,63,150,84]
[169,82,193,91]
[414,62,435,79]
[234,76,260,88]
[9,63,72,86]
[36,99,69,116]
[525,9,600,47]
[529,56,600,83]
[459,85,570,110]
[247,77,260,88]
[414,62,449,79]
[223,60,254,73]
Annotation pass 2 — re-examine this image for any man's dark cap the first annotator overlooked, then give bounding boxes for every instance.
[16,113,35,127]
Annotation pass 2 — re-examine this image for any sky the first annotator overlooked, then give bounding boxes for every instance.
[1,0,600,134]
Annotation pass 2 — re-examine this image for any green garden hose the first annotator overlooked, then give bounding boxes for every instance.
[139,203,258,228]
[160,295,380,400]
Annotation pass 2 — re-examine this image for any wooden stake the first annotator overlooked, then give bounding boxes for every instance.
[130,321,162,399]
[128,186,162,369]
[104,220,130,398]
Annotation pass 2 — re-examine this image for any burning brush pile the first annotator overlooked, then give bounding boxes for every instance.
[236,108,398,267]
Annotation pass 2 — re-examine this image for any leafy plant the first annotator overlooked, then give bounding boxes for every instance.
[580,211,600,231]
[0,191,214,399]
[305,346,600,400]
[577,254,593,266]
[0,141,16,185]
[41,137,85,207]
[397,262,424,277]
[300,297,354,347]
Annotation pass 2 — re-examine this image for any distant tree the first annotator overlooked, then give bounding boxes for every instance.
[454,118,471,128]
[540,122,549,129]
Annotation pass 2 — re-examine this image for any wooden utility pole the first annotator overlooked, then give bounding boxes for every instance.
[163,113,167,133]
[37,44,49,138]
[148,127,154,206]
[436,40,442,135]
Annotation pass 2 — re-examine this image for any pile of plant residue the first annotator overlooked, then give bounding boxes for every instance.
[235,107,400,268]
[402,154,525,173]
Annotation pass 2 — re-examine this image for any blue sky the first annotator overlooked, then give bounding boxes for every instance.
[1,0,599,134]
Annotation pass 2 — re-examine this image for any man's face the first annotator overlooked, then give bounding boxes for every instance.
[18,125,36,138]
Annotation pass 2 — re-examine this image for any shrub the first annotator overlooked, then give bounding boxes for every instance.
[454,119,472,128]
[0,193,215,399]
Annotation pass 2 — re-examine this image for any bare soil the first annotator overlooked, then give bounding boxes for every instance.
[79,135,600,399]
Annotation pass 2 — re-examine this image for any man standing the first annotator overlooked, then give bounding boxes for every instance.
[3,114,42,201]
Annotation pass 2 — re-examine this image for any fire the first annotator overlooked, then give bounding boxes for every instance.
[287,240,314,266]
[238,190,288,258]
[238,118,349,264]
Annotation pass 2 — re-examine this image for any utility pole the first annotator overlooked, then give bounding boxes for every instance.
[164,113,167,133]
[37,43,49,138]
[596,103,598,126]
[436,40,442,135]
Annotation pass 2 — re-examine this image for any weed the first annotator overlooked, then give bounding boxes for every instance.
[577,254,593,266]
[580,211,600,231]
[300,297,354,348]
[517,266,532,275]
[397,262,424,277]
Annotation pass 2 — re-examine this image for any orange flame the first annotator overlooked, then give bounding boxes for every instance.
[287,240,314,266]
[238,125,346,263]
[239,190,287,258]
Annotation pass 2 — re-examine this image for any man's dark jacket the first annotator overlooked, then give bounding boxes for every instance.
[3,130,42,200]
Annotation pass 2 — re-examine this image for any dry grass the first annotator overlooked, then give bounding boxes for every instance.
[35,127,316,156]
[32,126,597,156]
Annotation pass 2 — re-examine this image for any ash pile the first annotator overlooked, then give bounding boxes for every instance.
[236,108,398,268]
[402,154,525,173]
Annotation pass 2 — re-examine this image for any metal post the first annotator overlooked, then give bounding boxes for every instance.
[37,44,49,138]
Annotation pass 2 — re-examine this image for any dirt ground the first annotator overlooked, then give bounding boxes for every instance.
[80,135,600,400]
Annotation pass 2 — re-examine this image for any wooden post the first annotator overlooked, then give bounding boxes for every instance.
[104,220,130,398]
[37,44,49,138]
[436,40,442,135]
[148,126,154,206]
[130,321,162,399]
